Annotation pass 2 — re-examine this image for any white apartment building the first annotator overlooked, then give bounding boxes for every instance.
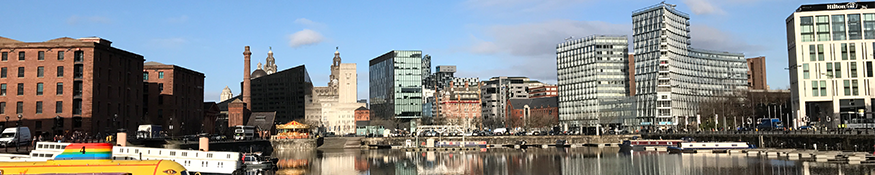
[556,35,634,128]
[787,2,875,128]
[633,2,748,128]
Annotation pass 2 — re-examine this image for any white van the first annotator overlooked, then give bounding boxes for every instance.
[0,127,31,147]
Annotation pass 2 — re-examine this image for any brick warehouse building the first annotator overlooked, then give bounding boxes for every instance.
[143,61,204,136]
[506,97,558,128]
[0,37,144,137]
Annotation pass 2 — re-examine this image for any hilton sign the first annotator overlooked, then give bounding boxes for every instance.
[827,2,866,10]
[798,2,875,12]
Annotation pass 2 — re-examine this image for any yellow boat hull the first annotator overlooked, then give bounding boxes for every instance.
[0,159,187,175]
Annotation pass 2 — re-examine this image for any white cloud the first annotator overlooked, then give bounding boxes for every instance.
[689,24,766,55]
[148,38,187,49]
[166,15,189,23]
[683,0,726,15]
[288,29,324,48]
[464,20,630,82]
[66,15,111,25]
[294,18,327,29]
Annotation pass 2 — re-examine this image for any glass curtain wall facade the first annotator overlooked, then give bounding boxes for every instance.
[369,50,423,123]
[556,35,632,128]
[633,2,747,128]
[787,2,875,129]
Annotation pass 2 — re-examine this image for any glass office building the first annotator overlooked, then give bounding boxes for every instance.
[556,35,634,128]
[370,50,423,128]
[633,2,748,128]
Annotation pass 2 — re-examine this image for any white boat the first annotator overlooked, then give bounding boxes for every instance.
[667,142,751,153]
[112,146,243,174]
[0,142,243,174]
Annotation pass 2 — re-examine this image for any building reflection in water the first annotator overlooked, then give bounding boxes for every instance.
[269,147,875,175]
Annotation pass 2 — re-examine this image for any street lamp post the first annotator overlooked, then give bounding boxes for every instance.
[16,114,22,152]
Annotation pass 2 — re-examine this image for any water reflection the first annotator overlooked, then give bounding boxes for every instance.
[269,148,875,175]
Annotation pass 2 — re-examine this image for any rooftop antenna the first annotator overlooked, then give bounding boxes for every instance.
[565,36,573,41]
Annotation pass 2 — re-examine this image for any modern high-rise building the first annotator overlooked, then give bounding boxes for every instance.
[0,37,144,136]
[244,64,312,123]
[142,61,205,136]
[633,2,748,128]
[480,76,542,128]
[369,50,423,129]
[747,56,768,90]
[556,35,633,128]
[787,1,875,128]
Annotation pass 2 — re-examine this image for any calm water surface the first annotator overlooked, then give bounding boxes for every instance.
[265,147,875,175]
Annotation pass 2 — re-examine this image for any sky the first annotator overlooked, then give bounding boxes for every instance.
[1,0,820,102]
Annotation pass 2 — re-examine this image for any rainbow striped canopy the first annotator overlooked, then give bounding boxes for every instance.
[53,143,113,160]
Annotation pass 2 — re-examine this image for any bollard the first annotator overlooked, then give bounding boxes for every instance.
[116,130,127,147]
[199,133,209,152]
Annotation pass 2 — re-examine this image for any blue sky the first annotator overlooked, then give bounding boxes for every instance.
[2,0,818,102]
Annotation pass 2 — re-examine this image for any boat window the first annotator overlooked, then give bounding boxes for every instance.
[170,151,176,156]
[732,144,737,146]
[159,150,162,155]
[196,153,199,157]
[126,149,129,153]
[182,152,187,157]
[119,148,124,152]
[134,149,139,153]
[148,150,151,154]
[227,154,231,159]
[207,153,213,158]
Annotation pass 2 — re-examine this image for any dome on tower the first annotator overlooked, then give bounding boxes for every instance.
[251,69,267,79]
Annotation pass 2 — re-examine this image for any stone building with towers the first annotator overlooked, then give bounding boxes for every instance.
[220,86,233,102]
[217,47,311,134]
[305,49,365,135]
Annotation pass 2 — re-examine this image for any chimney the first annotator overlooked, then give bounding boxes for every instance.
[243,46,252,108]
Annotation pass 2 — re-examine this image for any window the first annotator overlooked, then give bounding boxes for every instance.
[845,80,851,95]
[57,66,63,77]
[36,101,42,114]
[17,83,23,95]
[18,51,24,61]
[36,83,43,95]
[819,81,826,96]
[801,16,814,42]
[18,67,24,77]
[816,15,830,41]
[1,52,6,61]
[809,45,816,61]
[74,51,83,62]
[0,84,5,96]
[57,51,64,60]
[55,101,62,113]
[143,72,148,80]
[37,66,44,77]
[836,63,843,78]
[827,63,834,78]
[842,43,848,60]
[849,14,862,40]
[159,83,164,92]
[817,44,825,61]
[851,62,858,78]
[158,72,164,79]
[56,83,63,95]
[35,121,41,129]
[38,51,44,60]
[73,65,83,79]
[73,99,81,115]
[833,15,847,41]
[0,102,4,114]
[16,102,23,114]
[1,67,5,78]
[868,62,874,77]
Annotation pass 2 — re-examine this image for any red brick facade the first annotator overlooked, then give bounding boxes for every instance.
[228,100,249,127]
[506,97,558,128]
[355,107,369,122]
[0,37,143,137]
[143,62,205,136]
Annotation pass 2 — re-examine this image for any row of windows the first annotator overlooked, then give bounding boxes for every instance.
[0,101,64,114]
[0,51,82,61]
[0,66,69,78]
[799,13,874,42]
[142,71,165,80]
[0,82,68,96]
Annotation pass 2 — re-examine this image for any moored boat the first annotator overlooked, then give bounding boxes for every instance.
[667,142,751,154]
[0,143,188,175]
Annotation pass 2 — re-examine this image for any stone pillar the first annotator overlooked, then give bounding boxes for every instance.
[116,131,127,147]
[199,134,209,151]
